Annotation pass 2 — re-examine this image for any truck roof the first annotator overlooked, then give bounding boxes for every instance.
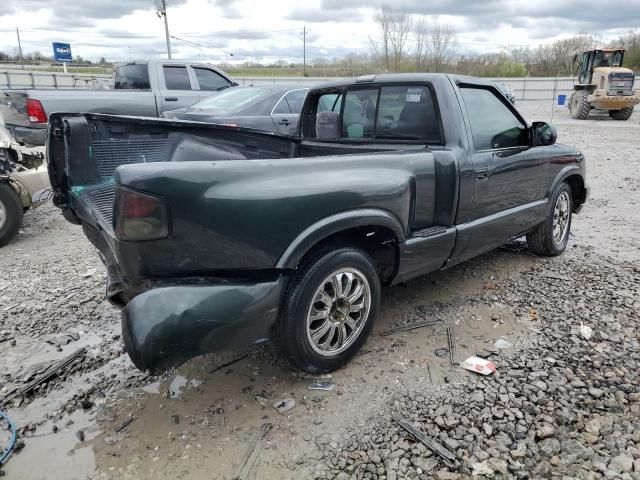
[308,73,493,91]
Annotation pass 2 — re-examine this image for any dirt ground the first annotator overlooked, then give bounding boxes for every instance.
[0,101,638,480]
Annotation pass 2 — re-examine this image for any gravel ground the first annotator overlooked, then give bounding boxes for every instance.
[0,101,638,479]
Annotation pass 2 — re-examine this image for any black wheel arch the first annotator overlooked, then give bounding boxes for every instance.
[549,167,587,213]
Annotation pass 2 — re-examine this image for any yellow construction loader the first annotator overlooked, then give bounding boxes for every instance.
[570,49,640,120]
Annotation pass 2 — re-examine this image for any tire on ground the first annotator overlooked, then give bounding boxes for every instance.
[569,91,591,120]
[609,107,634,121]
[272,246,381,373]
[0,181,24,247]
[527,182,573,256]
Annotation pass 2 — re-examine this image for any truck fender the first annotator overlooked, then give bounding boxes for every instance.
[549,165,586,209]
[276,209,406,269]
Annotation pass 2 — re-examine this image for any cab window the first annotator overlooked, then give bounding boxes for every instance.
[461,87,527,151]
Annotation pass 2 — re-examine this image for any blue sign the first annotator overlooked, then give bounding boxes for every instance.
[52,42,72,62]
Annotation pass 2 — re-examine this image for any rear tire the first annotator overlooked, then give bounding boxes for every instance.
[272,246,380,373]
[609,107,633,121]
[0,182,24,247]
[527,182,572,256]
[569,91,590,120]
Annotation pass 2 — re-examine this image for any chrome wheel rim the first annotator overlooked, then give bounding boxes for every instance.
[306,267,371,357]
[0,199,6,230]
[553,191,570,245]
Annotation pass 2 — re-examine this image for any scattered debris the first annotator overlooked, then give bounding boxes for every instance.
[379,319,443,336]
[169,375,188,399]
[170,415,180,425]
[3,348,86,404]
[209,353,250,374]
[435,347,449,358]
[308,380,335,392]
[81,268,97,278]
[447,325,459,366]
[461,356,496,376]
[392,414,456,468]
[75,430,85,442]
[273,398,296,415]
[233,422,273,480]
[46,332,80,347]
[475,349,493,358]
[492,337,513,350]
[580,323,593,340]
[113,416,135,433]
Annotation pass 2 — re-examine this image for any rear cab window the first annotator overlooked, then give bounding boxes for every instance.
[114,63,150,89]
[305,83,443,144]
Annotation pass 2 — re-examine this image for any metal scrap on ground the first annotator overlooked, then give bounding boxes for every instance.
[308,380,335,391]
[447,325,459,366]
[113,416,135,433]
[1,348,86,406]
[233,422,273,480]
[379,319,443,336]
[392,414,456,468]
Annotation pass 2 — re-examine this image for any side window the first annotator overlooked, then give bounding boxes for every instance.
[283,89,307,113]
[193,67,230,91]
[272,94,292,115]
[461,87,527,150]
[163,66,192,90]
[317,93,342,113]
[376,86,440,141]
[342,89,378,139]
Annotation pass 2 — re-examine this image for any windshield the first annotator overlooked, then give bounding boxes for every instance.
[191,87,272,111]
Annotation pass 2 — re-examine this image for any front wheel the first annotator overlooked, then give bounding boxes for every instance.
[609,107,633,121]
[0,182,24,247]
[272,247,380,373]
[527,182,572,256]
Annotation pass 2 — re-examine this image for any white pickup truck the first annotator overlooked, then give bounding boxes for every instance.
[1,59,236,146]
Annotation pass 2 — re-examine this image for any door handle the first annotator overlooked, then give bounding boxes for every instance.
[165,97,178,101]
[475,167,489,181]
[278,119,290,126]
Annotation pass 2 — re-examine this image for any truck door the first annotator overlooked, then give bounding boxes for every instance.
[449,84,549,264]
[156,64,201,113]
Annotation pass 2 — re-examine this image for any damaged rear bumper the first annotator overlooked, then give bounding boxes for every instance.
[121,277,286,374]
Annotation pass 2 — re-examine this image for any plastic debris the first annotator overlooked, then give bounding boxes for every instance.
[461,356,496,375]
[308,380,335,391]
[492,337,513,350]
[273,398,296,414]
[580,323,593,340]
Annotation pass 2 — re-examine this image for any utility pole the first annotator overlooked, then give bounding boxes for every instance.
[16,27,23,67]
[160,0,172,59]
[303,25,306,77]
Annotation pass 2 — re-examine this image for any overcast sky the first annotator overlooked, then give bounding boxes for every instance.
[0,0,639,63]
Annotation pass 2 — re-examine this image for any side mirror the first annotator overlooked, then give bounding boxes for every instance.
[531,121,557,146]
[230,81,239,87]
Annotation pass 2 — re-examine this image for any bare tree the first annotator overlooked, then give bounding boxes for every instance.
[370,5,412,72]
[413,17,428,70]
[427,21,457,73]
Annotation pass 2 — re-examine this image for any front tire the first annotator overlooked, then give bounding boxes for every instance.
[569,91,590,120]
[0,182,24,247]
[609,107,633,121]
[272,247,380,373]
[527,182,572,256]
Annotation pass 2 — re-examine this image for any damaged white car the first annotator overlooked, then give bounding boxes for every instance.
[0,92,51,246]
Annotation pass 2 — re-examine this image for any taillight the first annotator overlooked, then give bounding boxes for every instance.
[26,98,47,123]
[115,188,169,241]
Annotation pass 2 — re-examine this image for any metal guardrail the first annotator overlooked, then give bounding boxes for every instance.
[2,70,639,100]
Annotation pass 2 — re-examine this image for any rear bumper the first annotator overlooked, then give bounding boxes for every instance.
[121,277,286,374]
[9,124,47,147]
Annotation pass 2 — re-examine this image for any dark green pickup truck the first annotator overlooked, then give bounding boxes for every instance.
[47,74,588,374]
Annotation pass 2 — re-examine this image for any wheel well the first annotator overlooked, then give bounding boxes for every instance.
[297,226,399,285]
[565,174,586,211]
